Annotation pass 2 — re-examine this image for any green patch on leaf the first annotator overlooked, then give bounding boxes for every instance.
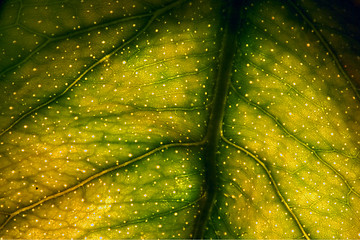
[0,0,360,239]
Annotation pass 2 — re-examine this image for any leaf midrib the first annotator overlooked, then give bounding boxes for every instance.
[192,0,242,238]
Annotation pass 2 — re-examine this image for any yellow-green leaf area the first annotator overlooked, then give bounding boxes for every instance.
[0,0,224,238]
[212,0,360,239]
[1,0,360,239]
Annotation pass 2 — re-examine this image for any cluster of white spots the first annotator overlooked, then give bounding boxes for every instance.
[0,0,223,238]
[216,0,360,239]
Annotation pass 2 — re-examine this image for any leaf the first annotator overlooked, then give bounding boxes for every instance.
[0,0,359,239]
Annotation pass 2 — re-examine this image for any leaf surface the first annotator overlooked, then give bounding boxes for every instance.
[0,0,359,239]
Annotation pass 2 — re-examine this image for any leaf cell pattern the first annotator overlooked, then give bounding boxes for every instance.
[0,0,359,239]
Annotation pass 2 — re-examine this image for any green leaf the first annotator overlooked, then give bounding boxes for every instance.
[0,0,359,239]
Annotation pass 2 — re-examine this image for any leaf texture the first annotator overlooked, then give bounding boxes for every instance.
[0,0,359,239]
